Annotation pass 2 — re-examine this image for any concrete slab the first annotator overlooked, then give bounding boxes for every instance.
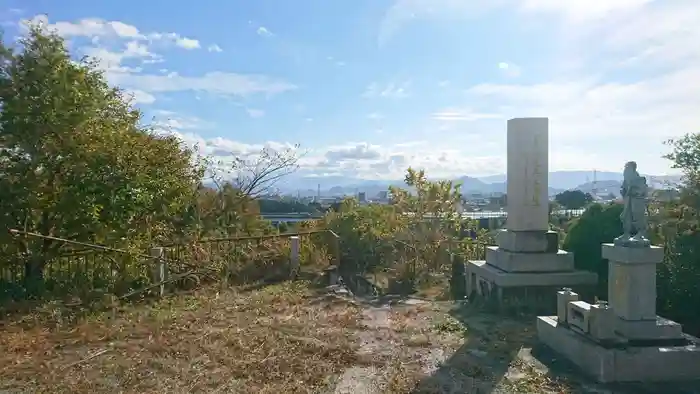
[602,244,664,265]
[496,230,558,253]
[537,316,700,383]
[615,316,684,340]
[485,246,574,272]
[466,260,597,288]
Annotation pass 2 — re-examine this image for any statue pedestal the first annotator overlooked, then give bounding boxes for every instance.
[537,243,700,383]
[604,244,663,321]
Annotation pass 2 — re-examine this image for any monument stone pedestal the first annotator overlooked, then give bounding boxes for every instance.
[537,243,700,383]
[465,118,597,312]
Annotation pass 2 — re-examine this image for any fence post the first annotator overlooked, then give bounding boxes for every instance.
[290,236,300,278]
[333,234,341,269]
[150,247,166,297]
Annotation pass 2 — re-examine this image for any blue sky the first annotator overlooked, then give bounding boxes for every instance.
[1,0,698,182]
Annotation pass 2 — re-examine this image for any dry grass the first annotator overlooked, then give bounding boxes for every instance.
[5,280,678,394]
[0,280,363,394]
[348,301,583,394]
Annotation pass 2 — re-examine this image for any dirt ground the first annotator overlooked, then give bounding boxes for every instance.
[2,281,700,393]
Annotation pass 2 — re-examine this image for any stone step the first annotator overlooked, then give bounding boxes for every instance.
[486,246,575,273]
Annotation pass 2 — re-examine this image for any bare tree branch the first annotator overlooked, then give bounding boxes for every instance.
[212,144,302,198]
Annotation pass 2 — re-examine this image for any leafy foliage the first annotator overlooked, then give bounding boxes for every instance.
[653,135,700,333]
[257,199,319,214]
[562,203,623,296]
[555,190,594,210]
[0,27,305,299]
[324,167,491,293]
[0,27,204,290]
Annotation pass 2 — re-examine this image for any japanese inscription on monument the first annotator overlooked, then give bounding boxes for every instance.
[505,118,549,232]
[531,133,543,207]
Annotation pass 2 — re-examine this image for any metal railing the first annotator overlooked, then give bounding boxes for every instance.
[1,228,341,302]
[161,229,340,285]
[1,230,170,301]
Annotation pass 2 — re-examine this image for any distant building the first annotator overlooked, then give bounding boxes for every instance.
[358,192,366,202]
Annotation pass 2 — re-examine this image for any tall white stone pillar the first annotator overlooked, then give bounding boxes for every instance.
[506,118,549,232]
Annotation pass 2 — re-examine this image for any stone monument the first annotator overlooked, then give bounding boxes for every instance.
[537,161,700,383]
[465,118,597,310]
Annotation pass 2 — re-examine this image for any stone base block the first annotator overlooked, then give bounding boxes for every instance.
[496,230,558,253]
[485,246,574,272]
[465,261,597,313]
[602,243,664,264]
[537,316,700,383]
[615,316,684,341]
[466,260,597,288]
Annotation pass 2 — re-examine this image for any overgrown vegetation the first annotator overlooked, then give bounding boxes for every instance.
[0,27,485,305]
[324,168,491,295]
[0,27,316,301]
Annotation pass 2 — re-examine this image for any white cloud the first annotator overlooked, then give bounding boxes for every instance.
[15,3,697,179]
[108,71,297,98]
[497,62,521,78]
[378,0,657,46]
[256,26,273,37]
[432,109,502,122]
[396,0,700,175]
[152,116,510,180]
[518,0,655,21]
[246,108,265,118]
[207,44,223,53]
[17,15,297,101]
[176,37,200,49]
[22,15,203,50]
[151,111,214,135]
[126,89,156,105]
[303,141,508,179]
[362,81,411,99]
[82,40,162,73]
[378,0,508,46]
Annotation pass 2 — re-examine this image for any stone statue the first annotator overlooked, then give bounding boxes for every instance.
[614,161,651,247]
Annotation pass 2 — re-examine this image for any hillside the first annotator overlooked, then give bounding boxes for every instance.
[286,171,682,198]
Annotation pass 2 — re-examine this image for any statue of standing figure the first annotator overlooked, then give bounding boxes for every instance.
[614,161,651,247]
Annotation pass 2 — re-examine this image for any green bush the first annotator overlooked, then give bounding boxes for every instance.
[562,202,623,297]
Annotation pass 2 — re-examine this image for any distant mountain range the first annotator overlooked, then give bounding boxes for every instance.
[280,171,682,198]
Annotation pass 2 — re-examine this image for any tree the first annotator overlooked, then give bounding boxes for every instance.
[196,145,301,237]
[324,168,488,294]
[0,26,204,289]
[257,199,316,214]
[555,190,594,209]
[209,145,301,199]
[654,134,700,333]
